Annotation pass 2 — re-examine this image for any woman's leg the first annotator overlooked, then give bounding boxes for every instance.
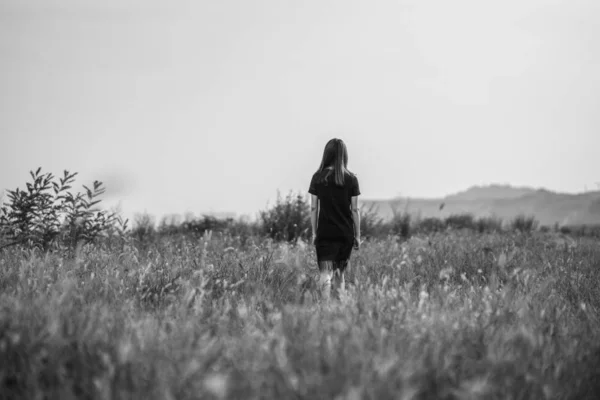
[331,260,348,299]
[317,260,333,301]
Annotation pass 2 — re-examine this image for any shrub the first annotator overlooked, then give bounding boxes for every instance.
[180,215,231,235]
[558,224,600,239]
[389,206,411,239]
[416,217,446,234]
[131,212,156,245]
[180,215,259,240]
[223,216,260,245]
[360,203,385,239]
[259,191,311,242]
[0,168,117,252]
[475,216,503,233]
[511,214,539,233]
[157,214,182,236]
[444,213,476,230]
[150,213,260,246]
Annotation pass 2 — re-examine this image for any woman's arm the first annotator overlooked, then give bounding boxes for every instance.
[310,194,318,242]
[351,196,360,246]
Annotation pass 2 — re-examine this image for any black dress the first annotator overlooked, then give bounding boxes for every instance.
[308,169,360,262]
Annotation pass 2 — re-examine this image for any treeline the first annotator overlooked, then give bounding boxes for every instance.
[360,207,600,239]
[129,196,600,244]
[130,191,311,245]
[2,169,600,253]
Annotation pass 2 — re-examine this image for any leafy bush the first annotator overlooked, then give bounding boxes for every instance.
[0,168,118,252]
[179,215,232,235]
[157,214,182,236]
[180,215,260,244]
[359,203,385,239]
[129,212,260,250]
[224,216,260,245]
[444,213,476,230]
[558,224,600,239]
[511,214,539,233]
[131,212,156,245]
[415,217,446,234]
[475,216,504,233]
[259,191,310,242]
[389,206,411,239]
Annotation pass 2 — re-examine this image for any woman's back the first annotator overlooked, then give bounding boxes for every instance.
[309,169,360,240]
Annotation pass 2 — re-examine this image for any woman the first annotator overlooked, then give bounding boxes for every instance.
[308,138,361,301]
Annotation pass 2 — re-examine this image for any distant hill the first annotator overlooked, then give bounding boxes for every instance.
[362,185,600,226]
[444,184,537,201]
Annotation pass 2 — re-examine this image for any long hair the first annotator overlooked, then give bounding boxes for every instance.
[316,138,352,186]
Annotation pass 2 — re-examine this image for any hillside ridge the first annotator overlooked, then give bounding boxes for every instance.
[362,184,600,226]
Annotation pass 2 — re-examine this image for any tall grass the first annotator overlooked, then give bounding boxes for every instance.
[1,230,600,399]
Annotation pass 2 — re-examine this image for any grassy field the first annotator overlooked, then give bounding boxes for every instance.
[1,230,600,399]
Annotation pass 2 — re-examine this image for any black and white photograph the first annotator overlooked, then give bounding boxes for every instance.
[1,0,599,398]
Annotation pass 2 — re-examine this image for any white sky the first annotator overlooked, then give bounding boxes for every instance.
[1,0,599,220]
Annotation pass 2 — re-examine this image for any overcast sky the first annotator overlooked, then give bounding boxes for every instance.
[1,0,599,220]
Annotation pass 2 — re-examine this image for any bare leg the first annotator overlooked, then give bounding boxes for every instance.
[331,260,347,299]
[318,260,333,301]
